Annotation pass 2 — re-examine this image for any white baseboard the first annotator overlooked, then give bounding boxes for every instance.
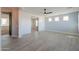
[18,30,79,38]
[45,30,79,36]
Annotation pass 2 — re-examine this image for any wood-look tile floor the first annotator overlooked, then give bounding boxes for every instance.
[1,31,79,51]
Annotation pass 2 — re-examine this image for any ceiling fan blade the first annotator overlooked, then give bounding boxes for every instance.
[46,12,52,14]
[44,9,46,14]
[43,9,52,15]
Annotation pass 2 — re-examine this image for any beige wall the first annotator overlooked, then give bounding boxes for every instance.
[1,7,19,37]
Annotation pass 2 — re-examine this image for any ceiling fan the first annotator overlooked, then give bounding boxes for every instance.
[43,9,52,15]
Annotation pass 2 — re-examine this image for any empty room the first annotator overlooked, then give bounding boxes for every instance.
[0,7,79,51]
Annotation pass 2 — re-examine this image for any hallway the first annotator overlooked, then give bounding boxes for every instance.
[1,31,79,51]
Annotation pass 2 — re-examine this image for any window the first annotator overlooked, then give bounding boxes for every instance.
[63,16,69,21]
[1,18,9,26]
[48,18,52,22]
[36,20,38,26]
[54,17,59,22]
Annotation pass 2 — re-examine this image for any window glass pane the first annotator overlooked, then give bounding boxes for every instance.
[48,18,52,22]
[1,18,9,26]
[63,16,69,21]
[55,17,59,22]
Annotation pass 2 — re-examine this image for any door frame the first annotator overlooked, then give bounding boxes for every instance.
[1,12,12,36]
[31,16,39,32]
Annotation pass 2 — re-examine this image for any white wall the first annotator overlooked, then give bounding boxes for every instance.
[38,16,45,31]
[19,9,45,37]
[45,12,78,34]
[19,9,31,37]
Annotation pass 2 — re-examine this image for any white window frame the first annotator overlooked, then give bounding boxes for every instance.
[1,18,9,26]
[48,18,52,22]
[54,17,59,22]
[63,16,69,21]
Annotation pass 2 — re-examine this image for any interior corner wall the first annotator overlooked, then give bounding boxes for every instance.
[19,9,45,37]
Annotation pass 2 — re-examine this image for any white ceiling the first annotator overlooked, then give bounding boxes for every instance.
[21,7,79,16]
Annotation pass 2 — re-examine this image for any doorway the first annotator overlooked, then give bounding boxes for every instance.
[31,17,39,32]
[1,12,12,36]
